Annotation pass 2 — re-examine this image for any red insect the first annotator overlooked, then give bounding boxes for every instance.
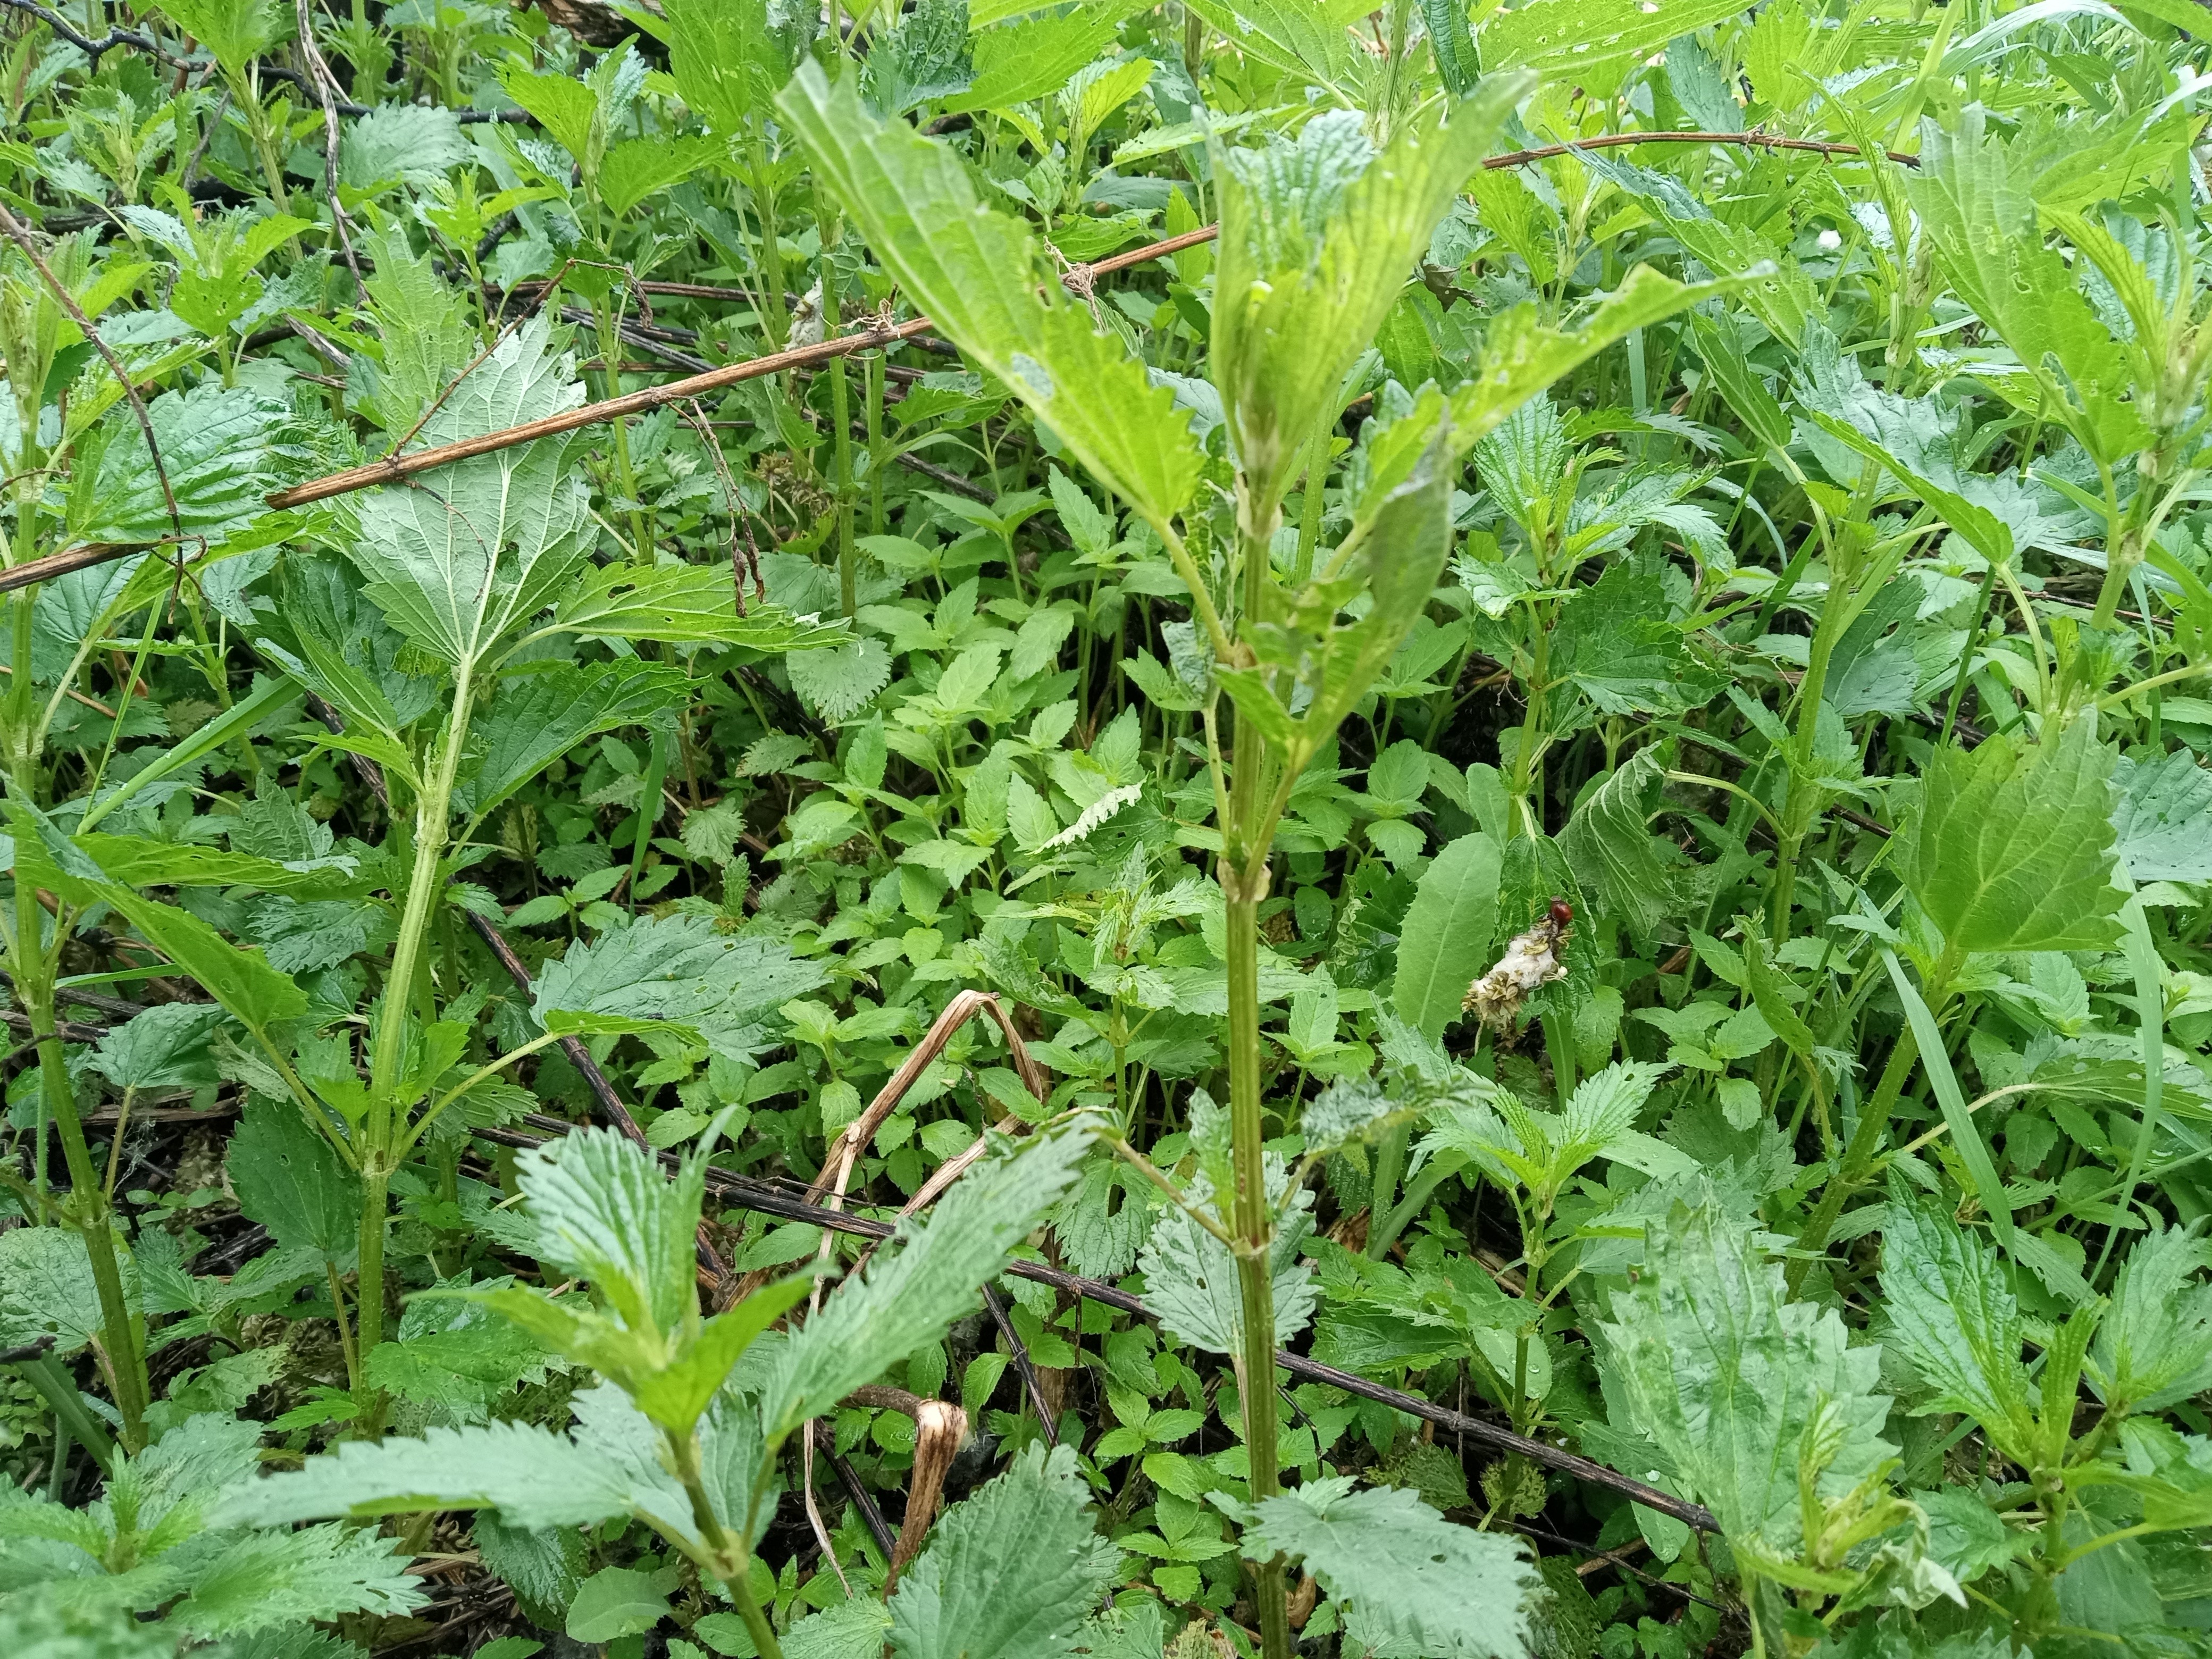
[1547,898,1574,931]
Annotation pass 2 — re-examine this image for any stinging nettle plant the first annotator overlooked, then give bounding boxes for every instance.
[776,57,1744,1656]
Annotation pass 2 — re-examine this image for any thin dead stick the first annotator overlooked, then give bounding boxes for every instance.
[0,202,183,549]
[12,130,1912,591]
[295,0,366,299]
[480,1117,1720,1532]
[812,1419,898,1563]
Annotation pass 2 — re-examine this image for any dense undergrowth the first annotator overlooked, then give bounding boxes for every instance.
[1,0,2211,1655]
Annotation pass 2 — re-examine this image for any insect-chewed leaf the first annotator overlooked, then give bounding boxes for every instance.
[2110,748,2212,885]
[1245,1477,1537,1658]
[226,1099,363,1268]
[0,1225,123,1360]
[888,1444,1118,1659]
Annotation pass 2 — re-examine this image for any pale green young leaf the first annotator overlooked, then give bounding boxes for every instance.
[1179,0,1358,92]
[1213,82,1524,513]
[2109,750,2212,884]
[775,63,1201,528]
[1906,107,2143,460]
[497,61,600,163]
[755,1126,1088,1440]
[1392,831,1501,1042]
[169,1524,428,1637]
[941,1,1135,112]
[599,136,720,219]
[1480,0,1756,87]
[1245,1478,1537,1658]
[1897,722,2125,954]
[212,1421,649,1531]
[888,1444,1118,1659]
[1599,1202,1895,1555]
[514,1126,704,1343]
[660,0,812,132]
[2087,1225,2212,1416]
[343,317,592,670]
[1876,1195,2038,1463]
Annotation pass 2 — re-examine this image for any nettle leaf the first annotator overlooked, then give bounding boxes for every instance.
[0,1224,125,1359]
[87,1002,229,1090]
[2110,749,2212,884]
[1480,0,1755,88]
[2087,1224,2212,1416]
[777,63,1201,528]
[1907,105,2143,460]
[756,1126,1088,1441]
[532,915,828,1056]
[1212,80,1524,508]
[213,1420,651,1532]
[455,660,691,819]
[1245,1478,1537,1658]
[549,564,852,651]
[1559,745,1680,937]
[1137,1158,1316,1357]
[226,1099,363,1268]
[1599,1202,1895,1557]
[343,316,592,669]
[74,383,293,546]
[887,1444,1118,1659]
[1392,831,1502,1043]
[1875,1195,2038,1462]
[168,1524,426,1637]
[786,636,894,722]
[1548,555,1720,720]
[514,1125,703,1342]
[1898,721,2125,954]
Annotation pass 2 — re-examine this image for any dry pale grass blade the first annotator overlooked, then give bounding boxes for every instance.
[848,1385,971,1590]
[806,988,1048,1211]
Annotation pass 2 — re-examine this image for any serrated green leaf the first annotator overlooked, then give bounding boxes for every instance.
[1876,1194,2038,1464]
[1599,1202,1895,1555]
[226,1098,362,1267]
[755,1126,1088,1440]
[776,63,1201,528]
[888,1443,1117,1659]
[456,660,691,819]
[1245,1478,1537,1658]
[1898,722,2125,954]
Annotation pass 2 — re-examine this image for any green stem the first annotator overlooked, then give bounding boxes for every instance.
[1771,573,1849,946]
[671,1428,786,1659]
[1292,421,1329,585]
[1222,705,1289,1659]
[1787,1010,1931,1293]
